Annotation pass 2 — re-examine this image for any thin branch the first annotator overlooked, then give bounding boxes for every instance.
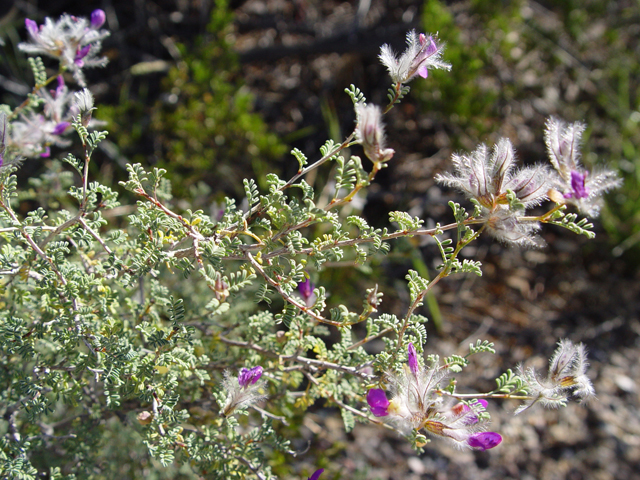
[245,251,343,327]
[218,335,374,379]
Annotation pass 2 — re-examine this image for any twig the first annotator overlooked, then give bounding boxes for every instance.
[245,251,343,327]
[218,335,374,379]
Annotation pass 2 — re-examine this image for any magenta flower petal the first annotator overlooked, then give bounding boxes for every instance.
[367,388,390,417]
[238,366,263,387]
[52,122,71,135]
[407,342,419,377]
[308,468,324,480]
[25,19,38,37]
[567,170,590,199]
[75,45,91,66]
[468,432,502,451]
[298,277,314,300]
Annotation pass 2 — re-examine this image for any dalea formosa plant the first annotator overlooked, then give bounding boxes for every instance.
[0,11,621,480]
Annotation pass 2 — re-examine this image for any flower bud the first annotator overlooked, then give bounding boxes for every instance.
[90,9,106,29]
[355,103,394,164]
[214,275,229,302]
[298,277,315,307]
[407,342,419,378]
[74,88,95,127]
[25,19,39,37]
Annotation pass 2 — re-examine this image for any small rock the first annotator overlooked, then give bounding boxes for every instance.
[407,457,425,474]
[614,374,637,393]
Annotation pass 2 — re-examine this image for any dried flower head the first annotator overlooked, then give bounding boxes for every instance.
[544,117,621,216]
[222,366,267,416]
[19,10,110,86]
[354,103,394,164]
[516,339,595,414]
[366,344,502,450]
[379,31,451,84]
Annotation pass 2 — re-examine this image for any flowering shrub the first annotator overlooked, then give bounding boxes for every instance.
[0,9,621,480]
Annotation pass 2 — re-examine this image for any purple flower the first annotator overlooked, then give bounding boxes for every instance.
[407,342,419,378]
[467,431,502,451]
[52,122,71,135]
[25,19,39,37]
[565,170,590,199]
[298,277,316,307]
[298,277,314,299]
[416,34,438,78]
[367,388,390,417]
[545,117,620,216]
[238,366,263,388]
[40,146,51,158]
[308,469,324,480]
[19,12,111,88]
[90,9,106,29]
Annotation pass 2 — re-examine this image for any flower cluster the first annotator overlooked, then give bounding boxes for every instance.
[6,76,79,159]
[4,81,98,160]
[435,117,621,246]
[367,343,502,451]
[222,366,267,416]
[435,138,549,246]
[379,30,451,84]
[19,9,109,86]
[545,117,621,216]
[516,339,595,413]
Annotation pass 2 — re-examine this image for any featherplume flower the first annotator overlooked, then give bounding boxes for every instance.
[19,10,109,86]
[222,366,267,416]
[3,75,79,160]
[544,117,621,216]
[354,103,394,164]
[436,138,549,247]
[379,31,451,84]
[516,339,595,414]
[366,344,502,450]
